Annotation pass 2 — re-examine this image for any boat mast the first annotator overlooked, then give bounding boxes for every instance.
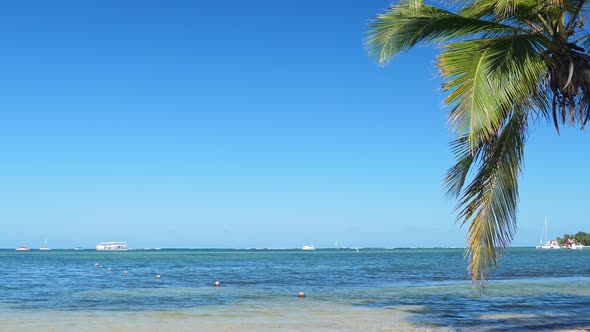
[545,216,548,244]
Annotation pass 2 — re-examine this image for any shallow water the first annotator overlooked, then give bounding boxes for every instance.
[1,248,589,331]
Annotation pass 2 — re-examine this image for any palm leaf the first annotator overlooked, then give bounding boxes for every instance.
[439,34,547,147]
[444,135,483,198]
[458,109,528,286]
[576,33,590,51]
[366,1,522,65]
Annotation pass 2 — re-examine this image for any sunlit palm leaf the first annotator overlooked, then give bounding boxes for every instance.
[459,109,527,286]
[460,0,546,31]
[444,135,482,198]
[439,34,546,145]
[366,1,521,64]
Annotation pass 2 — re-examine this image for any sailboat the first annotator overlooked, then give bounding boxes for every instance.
[40,236,51,251]
[537,217,561,249]
[15,241,30,251]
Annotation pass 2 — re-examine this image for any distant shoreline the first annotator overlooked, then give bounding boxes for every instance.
[0,246,551,250]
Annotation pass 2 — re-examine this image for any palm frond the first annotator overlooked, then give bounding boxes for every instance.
[462,0,585,36]
[367,0,589,290]
[444,135,482,198]
[461,0,553,19]
[576,33,590,51]
[493,0,539,18]
[439,34,547,147]
[457,109,528,286]
[366,1,522,65]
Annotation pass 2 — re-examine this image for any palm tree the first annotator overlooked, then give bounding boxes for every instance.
[366,0,590,286]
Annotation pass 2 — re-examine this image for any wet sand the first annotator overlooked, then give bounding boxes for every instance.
[0,301,450,332]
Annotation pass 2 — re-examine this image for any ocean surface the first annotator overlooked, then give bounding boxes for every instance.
[1,248,589,331]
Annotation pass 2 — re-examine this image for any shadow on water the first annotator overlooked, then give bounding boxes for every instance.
[354,279,590,331]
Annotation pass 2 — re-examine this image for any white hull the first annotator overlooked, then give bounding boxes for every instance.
[96,242,127,251]
[15,247,30,251]
[302,245,316,251]
[564,242,584,250]
[540,240,561,249]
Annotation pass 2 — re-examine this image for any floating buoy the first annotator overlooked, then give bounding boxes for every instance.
[298,291,305,298]
[108,267,112,271]
[214,281,220,287]
[156,274,161,279]
[98,265,103,268]
[124,271,128,275]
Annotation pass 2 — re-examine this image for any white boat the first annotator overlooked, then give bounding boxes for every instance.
[541,240,561,249]
[40,236,51,251]
[564,238,584,250]
[302,245,316,251]
[96,242,128,251]
[537,217,561,249]
[15,245,30,251]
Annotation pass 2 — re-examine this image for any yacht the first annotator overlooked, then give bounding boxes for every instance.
[96,242,128,251]
[537,217,561,249]
[541,240,561,249]
[302,245,316,251]
[15,245,30,251]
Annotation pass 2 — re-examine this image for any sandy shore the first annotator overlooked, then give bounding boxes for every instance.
[0,301,451,332]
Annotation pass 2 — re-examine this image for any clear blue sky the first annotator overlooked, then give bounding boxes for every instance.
[0,1,587,249]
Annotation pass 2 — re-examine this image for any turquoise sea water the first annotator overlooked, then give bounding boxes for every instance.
[1,248,589,331]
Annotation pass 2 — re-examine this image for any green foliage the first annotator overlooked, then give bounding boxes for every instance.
[558,231,590,245]
[366,0,590,287]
